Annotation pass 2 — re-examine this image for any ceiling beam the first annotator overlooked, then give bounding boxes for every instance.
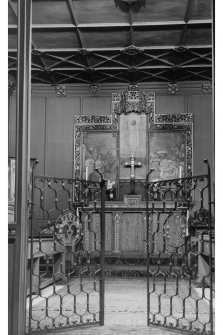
[8,20,212,30]
[8,45,213,53]
[9,64,212,71]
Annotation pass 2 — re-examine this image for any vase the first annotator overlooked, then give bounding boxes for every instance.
[109,192,113,200]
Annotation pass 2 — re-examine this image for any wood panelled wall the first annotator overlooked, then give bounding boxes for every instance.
[8,83,213,179]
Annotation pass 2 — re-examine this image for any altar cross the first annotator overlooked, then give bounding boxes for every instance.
[124,152,142,194]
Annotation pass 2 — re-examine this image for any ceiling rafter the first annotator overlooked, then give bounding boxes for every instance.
[8,0,212,85]
[65,0,96,84]
[142,67,173,77]
[95,70,131,84]
[51,70,92,85]
[65,0,83,49]
[38,51,86,70]
[42,57,81,71]
[9,62,212,72]
[138,70,170,82]
[186,69,211,80]
[56,76,90,85]
[140,50,176,68]
[128,7,135,83]
[31,73,52,84]
[91,52,132,69]
[8,45,212,53]
[179,68,211,81]
[8,0,58,84]
[33,49,57,84]
[179,57,210,67]
[188,50,212,61]
[8,0,17,22]
[178,0,194,46]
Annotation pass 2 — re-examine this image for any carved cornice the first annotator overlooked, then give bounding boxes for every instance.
[74,115,112,124]
[112,90,155,115]
[155,114,193,124]
[27,81,211,97]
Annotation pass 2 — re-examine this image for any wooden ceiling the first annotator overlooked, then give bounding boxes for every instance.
[8,0,213,85]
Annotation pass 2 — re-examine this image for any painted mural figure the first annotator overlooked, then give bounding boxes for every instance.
[94,154,106,174]
[82,133,117,183]
[149,132,186,182]
[159,155,178,180]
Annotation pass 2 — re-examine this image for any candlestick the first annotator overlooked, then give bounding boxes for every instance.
[85,166,89,180]
[179,165,182,179]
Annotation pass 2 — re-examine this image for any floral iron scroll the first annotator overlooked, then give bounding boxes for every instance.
[55,211,82,247]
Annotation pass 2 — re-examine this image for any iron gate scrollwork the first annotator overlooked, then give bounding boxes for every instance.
[146,160,214,334]
[26,172,106,334]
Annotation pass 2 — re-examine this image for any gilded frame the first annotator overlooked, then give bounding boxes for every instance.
[148,108,193,182]
[73,115,119,183]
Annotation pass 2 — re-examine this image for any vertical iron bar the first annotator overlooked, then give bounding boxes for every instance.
[146,170,153,326]
[12,1,32,334]
[28,159,38,334]
[100,178,106,325]
[204,159,214,334]
[146,177,150,326]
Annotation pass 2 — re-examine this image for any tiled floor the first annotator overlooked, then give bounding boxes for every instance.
[38,325,187,335]
[27,277,213,334]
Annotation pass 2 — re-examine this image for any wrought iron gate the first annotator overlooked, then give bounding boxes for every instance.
[26,169,105,333]
[146,160,214,334]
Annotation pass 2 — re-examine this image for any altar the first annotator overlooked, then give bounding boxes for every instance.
[9,88,195,278]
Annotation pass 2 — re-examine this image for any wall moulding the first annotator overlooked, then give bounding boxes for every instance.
[26,81,213,97]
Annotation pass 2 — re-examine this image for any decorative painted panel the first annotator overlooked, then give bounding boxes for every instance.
[119,114,147,179]
[82,132,118,183]
[119,213,145,253]
[149,130,186,181]
[74,114,118,181]
[148,97,193,182]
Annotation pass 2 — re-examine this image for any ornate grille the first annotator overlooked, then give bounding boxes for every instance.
[146,161,214,334]
[26,175,106,334]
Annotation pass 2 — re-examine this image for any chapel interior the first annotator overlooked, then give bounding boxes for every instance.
[8,1,215,335]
